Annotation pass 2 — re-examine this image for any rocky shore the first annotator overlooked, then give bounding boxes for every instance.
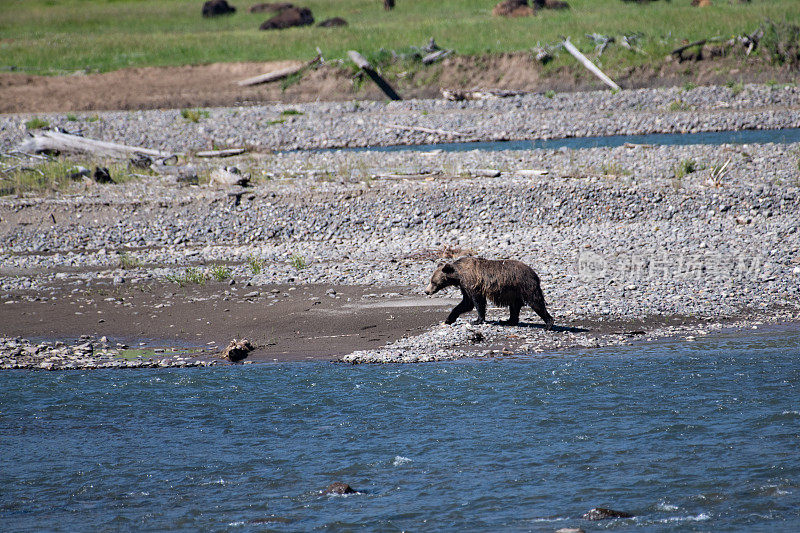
[0,336,217,370]
[1,82,799,365]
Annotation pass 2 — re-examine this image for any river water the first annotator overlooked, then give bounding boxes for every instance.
[348,127,800,153]
[2,328,799,531]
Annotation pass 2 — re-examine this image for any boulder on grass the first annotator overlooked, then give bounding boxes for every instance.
[259,7,314,30]
[493,0,535,17]
[249,2,294,13]
[202,0,236,17]
[318,17,347,27]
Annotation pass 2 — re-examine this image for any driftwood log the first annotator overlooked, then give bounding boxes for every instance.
[562,38,621,91]
[19,131,176,158]
[382,123,468,137]
[195,148,246,158]
[347,50,402,100]
[422,49,452,65]
[236,55,321,87]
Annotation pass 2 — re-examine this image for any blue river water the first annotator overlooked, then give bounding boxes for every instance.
[2,328,799,531]
[343,127,800,153]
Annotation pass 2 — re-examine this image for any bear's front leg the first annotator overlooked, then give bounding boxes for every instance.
[471,294,487,325]
[445,292,474,324]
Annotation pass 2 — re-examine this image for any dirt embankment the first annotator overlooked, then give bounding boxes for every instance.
[1,54,795,114]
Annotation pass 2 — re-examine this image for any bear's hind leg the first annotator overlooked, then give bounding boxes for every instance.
[527,288,554,330]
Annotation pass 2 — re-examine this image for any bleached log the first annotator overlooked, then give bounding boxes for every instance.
[236,55,321,87]
[195,148,246,158]
[562,38,621,92]
[18,130,176,158]
[422,49,452,65]
[382,123,468,137]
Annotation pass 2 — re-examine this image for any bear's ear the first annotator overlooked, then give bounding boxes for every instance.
[442,263,455,274]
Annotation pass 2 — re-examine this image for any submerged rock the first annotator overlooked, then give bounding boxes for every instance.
[582,507,634,520]
[323,482,356,495]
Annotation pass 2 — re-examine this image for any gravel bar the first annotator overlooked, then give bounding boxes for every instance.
[1,82,799,364]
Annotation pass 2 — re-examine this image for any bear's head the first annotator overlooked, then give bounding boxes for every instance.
[425,263,458,295]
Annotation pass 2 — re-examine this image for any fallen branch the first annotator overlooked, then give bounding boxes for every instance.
[382,122,468,137]
[18,130,177,158]
[671,37,723,57]
[348,50,402,101]
[236,55,321,87]
[562,38,621,92]
[195,148,247,158]
[422,49,452,65]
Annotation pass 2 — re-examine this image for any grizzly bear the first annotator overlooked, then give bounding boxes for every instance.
[424,257,554,329]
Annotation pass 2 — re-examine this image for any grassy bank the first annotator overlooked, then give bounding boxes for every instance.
[1,0,798,75]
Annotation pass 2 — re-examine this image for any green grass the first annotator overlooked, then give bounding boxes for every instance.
[180,108,209,122]
[280,109,304,116]
[165,267,206,286]
[119,252,142,270]
[598,162,631,177]
[668,100,693,112]
[209,265,232,281]
[674,159,700,179]
[247,256,266,275]
[290,254,308,270]
[1,1,798,75]
[24,117,49,130]
[0,158,140,196]
[726,80,745,95]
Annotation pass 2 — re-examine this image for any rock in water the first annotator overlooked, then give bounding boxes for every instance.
[582,507,634,520]
[202,0,236,17]
[323,482,356,495]
[259,7,314,30]
[221,339,254,362]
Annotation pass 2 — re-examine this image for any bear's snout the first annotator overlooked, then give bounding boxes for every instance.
[424,283,437,295]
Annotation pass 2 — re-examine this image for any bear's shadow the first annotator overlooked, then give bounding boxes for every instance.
[491,320,589,333]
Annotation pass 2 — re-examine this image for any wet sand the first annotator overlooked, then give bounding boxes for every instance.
[2,277,770,364]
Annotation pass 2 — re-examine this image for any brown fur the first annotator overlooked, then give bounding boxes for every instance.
[493,0,536,17]
[425,256,554,329]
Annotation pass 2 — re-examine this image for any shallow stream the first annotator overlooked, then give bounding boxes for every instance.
[346,127,800,153]
[2,328,799,531]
